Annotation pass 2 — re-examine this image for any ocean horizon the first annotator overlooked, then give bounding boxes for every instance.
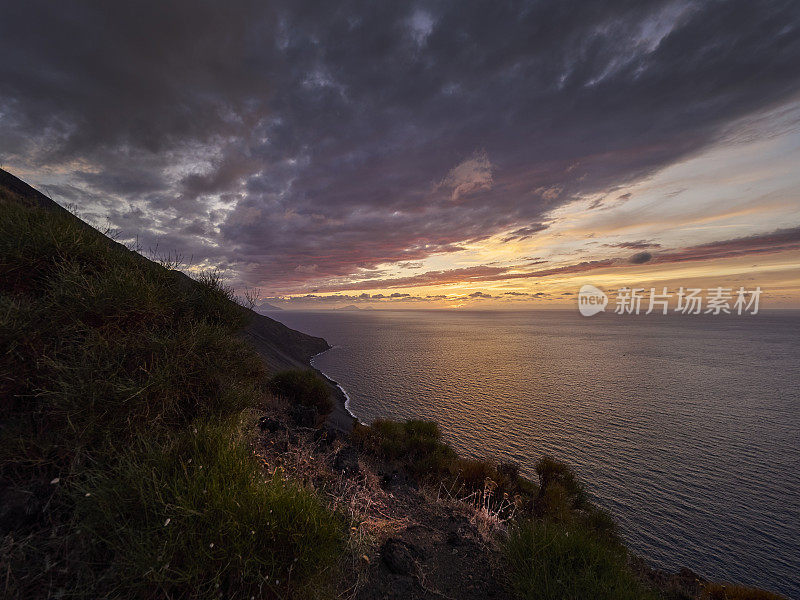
[270,308,800,598]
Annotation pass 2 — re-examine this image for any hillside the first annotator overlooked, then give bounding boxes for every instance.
[0,168,328,371]
[0,170,345,598]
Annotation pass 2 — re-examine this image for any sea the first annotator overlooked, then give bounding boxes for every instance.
[269,309,800,598]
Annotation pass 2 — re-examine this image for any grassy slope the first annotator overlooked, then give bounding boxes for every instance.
[0,174,344,598]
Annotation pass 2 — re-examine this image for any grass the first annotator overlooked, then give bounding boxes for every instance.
[0,197,344,598]
[268,369,333,414]
[501,456,650,599]
[504,520,658,600]
[72,418,343,597]
[3,190,784,600]
[353,419,449,462]
[353,419,539,514]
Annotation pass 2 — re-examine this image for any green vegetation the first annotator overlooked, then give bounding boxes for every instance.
[0,198,344,598]
[354,419,655,599]
[353,419,454,467]
[353,419,538,509]
[501,455,653,599]
[268,368,333,414]
[2,187,786,600]
[504,520,657,600]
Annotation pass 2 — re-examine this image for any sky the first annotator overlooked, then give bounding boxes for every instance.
[1,0,799,309]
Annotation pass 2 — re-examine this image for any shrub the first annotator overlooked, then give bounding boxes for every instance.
[268,369,333,414]
[503,520,658,600]
[535,455,588,516]
[353,419,539,511]
[582,505,622,546]
[353,419,444,461]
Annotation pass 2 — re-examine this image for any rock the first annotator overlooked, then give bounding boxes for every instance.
[380,470,412,490]
[290,404,317,427]
[380,538,419,576]
[333,445,360,475]
[258,416,283,433]
[446,518,477,546]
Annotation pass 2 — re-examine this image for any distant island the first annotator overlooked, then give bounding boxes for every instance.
[257,301,283,311]
[334,304,362,311]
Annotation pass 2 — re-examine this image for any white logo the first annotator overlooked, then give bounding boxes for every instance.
[578,284,608,316]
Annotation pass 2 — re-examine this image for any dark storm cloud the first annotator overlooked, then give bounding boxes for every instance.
[2,0,800,291]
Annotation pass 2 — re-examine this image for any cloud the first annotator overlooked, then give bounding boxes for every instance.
[535,186,563,201]
[630,251,653,264]
[652,225,800,263]
[311,260,616,292]
[438,150,494,201]
[304,225,800,292]
[501,224,549,243]
[604,240,662,249]
[2,1,800,292]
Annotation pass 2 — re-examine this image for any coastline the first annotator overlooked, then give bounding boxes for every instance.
[310,345,360,432]
[303,338,791,599]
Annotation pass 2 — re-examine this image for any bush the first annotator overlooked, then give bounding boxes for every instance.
[353,419,445,461]
[268,369,333,414]
[534,455,589,517]
[503,520,658,600]
[353,419,539,511]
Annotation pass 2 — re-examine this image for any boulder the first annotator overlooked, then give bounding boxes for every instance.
[258,416,283,433]
[380,538,420,576]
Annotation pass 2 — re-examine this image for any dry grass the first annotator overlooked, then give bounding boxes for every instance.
[251,405,418,598]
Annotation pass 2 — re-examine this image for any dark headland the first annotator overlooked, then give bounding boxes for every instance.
[0,169,786,599]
